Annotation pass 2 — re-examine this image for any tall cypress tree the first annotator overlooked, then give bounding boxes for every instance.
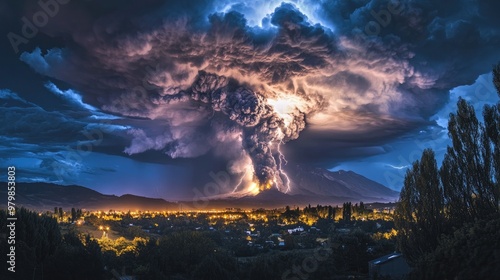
[71,208,77,222]
[395,63,500,268]
[395,149,444,262]
[493,63,500,94]
[441,97,499,225]
[483,66,500,213]
[342,202,352,222]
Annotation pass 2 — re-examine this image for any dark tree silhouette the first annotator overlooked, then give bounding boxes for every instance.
[342,202,352,222]
[71,208,77,222]
[441,97,499,226]
[409,216,500,280]
[494,63,500,94]
[395,63,500,271]
[394,149,444,262]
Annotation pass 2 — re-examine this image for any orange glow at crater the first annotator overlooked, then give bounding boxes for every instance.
[248,182,260,195]
[259,179,273,191]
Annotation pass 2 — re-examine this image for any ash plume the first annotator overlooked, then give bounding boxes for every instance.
[17,0,500,194]
[156,70,305,185]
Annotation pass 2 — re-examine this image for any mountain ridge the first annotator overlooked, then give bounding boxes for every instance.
[287,165,399,200]
[0,167,399,210]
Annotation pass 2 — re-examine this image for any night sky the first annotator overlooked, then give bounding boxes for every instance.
[1,0,499,200]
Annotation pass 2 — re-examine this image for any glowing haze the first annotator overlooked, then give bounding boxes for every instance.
[1,0,500,199]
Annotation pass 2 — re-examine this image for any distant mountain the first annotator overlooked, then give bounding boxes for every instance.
[0,168,398,210]
[181,167,399,209]
[287,165,399,201]
[0,183,178,211]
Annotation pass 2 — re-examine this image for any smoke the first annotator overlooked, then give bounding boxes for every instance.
[18,0,500,193]
[153,70,304,186]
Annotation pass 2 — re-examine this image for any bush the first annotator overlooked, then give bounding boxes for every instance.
[410,215,500,280]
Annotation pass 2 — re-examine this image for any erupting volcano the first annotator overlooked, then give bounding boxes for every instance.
[4,0,499,201]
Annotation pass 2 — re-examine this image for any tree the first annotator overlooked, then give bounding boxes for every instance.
[485,107,500,202]
[441,97,499,226]
[483,70,500,213]
[58,207,63,220]
[192,255,232,280]
[331,229,375,274]
[394,62,500,272]
[71,208,77,222]
[342,202,352,222]
[494,63,500,94]
[394,149,444,262]
[156,231,216,275]
[45,231,105,280]
[409,216,500,280]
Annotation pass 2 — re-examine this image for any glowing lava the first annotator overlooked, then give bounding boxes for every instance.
[248,182,260,195]
[259,179,273,191]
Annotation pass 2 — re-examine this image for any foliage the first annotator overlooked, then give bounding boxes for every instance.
[0,208,104,280]
[192,254,237,280]
[410,215,500,280]
[98,236,145,256]
[494,63,500,94]
[394,63,500,275]
[441,98,500,225]
[331,229,379,274]
[342,202,352,222]
[394,149,444,262]
[44,231,104,280]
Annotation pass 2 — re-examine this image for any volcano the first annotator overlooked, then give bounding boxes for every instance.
[285,165,399,200]
[1,166,397,211]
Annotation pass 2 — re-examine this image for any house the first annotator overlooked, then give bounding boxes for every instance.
[287,226,304,234]
[368,253,411,279]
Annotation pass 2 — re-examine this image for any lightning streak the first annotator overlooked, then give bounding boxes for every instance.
[276,141,291,193]
[232,170,247,193]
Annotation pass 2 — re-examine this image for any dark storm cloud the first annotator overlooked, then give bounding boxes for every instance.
[0,89,84,143]
[304,0,500,166]
[0,85,137,184]
[8,0,500,189]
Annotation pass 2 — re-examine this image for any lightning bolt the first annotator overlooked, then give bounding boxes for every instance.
[232,170,247,193]
[277,140,291,193]
[278,140,288,166]
[273,176,279,191]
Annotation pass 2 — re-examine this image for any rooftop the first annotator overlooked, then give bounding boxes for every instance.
[369,253,402,265]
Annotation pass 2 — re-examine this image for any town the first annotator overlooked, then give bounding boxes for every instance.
[23,202,398,279]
